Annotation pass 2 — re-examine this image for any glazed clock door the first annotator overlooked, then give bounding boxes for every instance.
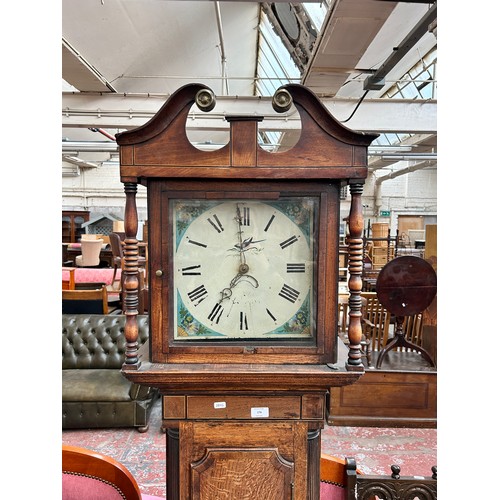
[155,179,340,364]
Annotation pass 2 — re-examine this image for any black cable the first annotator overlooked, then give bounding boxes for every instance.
[340,89,369,123]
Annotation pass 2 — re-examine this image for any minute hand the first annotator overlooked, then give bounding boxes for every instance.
[235,204,248,271]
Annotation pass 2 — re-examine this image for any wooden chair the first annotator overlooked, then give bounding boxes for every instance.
[72,282,122,311]
[74,281,107,290]
[338,294,368,345]
[62,445,163,499]
[360,292,391,367]
[401,312,424,350]
[344,457,437,499]
[337,300,349,343]
[138,267,149,314]
[320,454,437,499]
[109,232,124,285]
[320,454,350,499]
[109,232,147,286]
[62,445,142,500]
[62,287,109,314]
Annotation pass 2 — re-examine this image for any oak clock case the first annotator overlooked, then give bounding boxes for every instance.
[157,180,340,364]
[117,84,373,500]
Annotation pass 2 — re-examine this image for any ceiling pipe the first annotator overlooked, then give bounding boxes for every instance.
[373,160,435,216]
[375,161,435,185]
[89,127,116,141]
[62,155,100,169]
[378,154,436,161]
[213,1,228,96]
[363,3,437,90]
[62,141,118,152]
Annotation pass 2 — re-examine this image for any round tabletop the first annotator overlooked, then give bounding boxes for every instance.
[376,256,437,316]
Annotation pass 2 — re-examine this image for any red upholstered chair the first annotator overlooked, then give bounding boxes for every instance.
[320,453,349,499]
[62,445,163,500]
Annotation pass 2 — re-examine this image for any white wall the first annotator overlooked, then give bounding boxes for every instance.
[339,165,437,235]
[62,162,148,222]
[63,162,437,238]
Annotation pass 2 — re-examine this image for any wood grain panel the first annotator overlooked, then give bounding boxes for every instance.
[180,421,308,500]
[301,393,325,419]
[163,396,186,419]
[186,396,301,420]
[229,119,258,167]
[191,449,293,500]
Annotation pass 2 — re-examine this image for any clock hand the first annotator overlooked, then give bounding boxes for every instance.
[218,273,243,304]
[217,203,260,304]
[235,204,247,269]
[218,271,259,304]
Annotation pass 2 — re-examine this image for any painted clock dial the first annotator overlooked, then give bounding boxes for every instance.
[172,198,318,340]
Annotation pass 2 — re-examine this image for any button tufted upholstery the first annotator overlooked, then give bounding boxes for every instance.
[62,314,159,432]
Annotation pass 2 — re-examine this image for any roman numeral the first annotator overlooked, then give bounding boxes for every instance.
[280,235,298,249]
[188,239,207,248]
[264,214,275,232]
[242,207,250,226]
[207,214,224,233]
[240,311,248,331]
[181,265,202,276]
[208,303,224,323]
[266,308,277,322]
[287,263,305,273]
[187,285,208,305]
[278,284,300,303]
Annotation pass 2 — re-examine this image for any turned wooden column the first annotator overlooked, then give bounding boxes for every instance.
[346,181,364,368]
[122,181,141,369]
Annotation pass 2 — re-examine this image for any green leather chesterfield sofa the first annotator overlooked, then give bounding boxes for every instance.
[62,314,159,432]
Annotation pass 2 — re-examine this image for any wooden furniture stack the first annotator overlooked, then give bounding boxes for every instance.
[116,83,377,499]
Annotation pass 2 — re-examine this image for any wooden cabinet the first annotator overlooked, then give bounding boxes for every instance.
[62,210,89,243]
[328,354,437,428]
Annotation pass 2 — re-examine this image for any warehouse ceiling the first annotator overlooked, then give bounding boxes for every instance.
[62,0,437,170]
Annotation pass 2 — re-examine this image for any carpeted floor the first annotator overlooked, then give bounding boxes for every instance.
[62,398,437,498]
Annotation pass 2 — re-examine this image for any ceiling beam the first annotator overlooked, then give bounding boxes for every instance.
[62,93,436,134]
[62,39,117,93]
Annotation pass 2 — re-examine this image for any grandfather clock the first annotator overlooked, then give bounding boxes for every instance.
[117,83,377,499]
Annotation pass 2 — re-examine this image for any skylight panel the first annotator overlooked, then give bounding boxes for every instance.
[302,1,330,33]
[256,12,301,97]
